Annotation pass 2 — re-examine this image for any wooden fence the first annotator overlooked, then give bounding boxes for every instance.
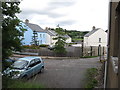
[83,46,107,57]
[22,46,107,57]
[23,47,82,57]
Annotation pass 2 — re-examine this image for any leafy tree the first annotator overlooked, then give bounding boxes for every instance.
[53,27,67,56]
[2,2,25,69]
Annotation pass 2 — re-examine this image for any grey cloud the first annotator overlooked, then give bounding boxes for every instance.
[48,0,76,7]
[19,0,72,19]
[18,0,77,21]
[20,9,65,18]
[57,20,77,26]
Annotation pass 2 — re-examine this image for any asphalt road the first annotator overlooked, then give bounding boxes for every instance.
[28,57,102,88]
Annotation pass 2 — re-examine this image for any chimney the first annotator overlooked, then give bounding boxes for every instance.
[25,19,29,24]
[92,26,96,30]
[45,27,48,30]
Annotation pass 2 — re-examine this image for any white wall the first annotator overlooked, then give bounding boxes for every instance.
[84,29,107,47]
[51,36,57,46]
[45,33,51,45]
[66,37,72,43]
[45,34,72,46]
[84,37,89,46]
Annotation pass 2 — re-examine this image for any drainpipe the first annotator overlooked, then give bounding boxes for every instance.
[104,58,108,88]
[103,1,112,88]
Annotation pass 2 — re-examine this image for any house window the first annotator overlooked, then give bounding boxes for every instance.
[99,38,101,43]
[40,34,42,38]
[40,40,42,44]
[43,34,45,38]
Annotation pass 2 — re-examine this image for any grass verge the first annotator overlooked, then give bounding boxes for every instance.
[2,76,44,88]
[85,68,98,88]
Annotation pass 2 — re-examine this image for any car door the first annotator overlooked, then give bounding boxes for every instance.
[34,58,43,73]
[26,59,36,77]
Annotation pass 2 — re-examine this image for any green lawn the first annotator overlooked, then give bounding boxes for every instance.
[8,81,44,88]
[2,76,44,88]
[72,38,83,41]
[85,68,98,88]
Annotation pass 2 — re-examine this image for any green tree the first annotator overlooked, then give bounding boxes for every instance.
[2,2,25,69]
[54,27,67,56]
[31,30,39,46]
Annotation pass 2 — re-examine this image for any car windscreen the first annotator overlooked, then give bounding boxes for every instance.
[12,60,28,69]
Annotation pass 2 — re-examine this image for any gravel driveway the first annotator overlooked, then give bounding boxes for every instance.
[28,57,102,88]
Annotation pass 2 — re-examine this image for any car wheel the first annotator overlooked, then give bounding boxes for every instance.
[21,75,28,81]
[40,67,44,73]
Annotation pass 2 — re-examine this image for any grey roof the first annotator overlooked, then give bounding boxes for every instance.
[45,30,71,38]
[25,22,71,38]
[84,28,100,37]
[25,22,45,32]
[64,34,71,38]
[45,30,57,36]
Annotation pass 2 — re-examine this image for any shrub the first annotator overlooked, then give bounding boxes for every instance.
[22,45,40,49]
[39,44,49,47]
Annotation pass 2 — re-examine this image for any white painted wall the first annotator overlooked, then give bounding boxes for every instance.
[51,36,57,46]
[66,37,72,43]
[43,33,72,47]
[45,33,51,45]
[84,29,107,47]
[45,34,57,46]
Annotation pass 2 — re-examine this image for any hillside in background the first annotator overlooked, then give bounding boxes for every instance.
[46,27,89,42]
[65,30,89,42]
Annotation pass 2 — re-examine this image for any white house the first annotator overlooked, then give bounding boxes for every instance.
[84,27,107,47]
[45,28,72,46]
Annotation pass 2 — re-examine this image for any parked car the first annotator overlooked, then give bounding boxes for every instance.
[5,58,16,63]
[2,59,16,70]
[48,45,55,50]
[3,56,44,79]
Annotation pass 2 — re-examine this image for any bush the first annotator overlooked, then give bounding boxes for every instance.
[39,44,49,47]
[22,45,40,49]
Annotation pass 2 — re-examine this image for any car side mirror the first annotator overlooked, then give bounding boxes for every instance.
[26,67,31,70]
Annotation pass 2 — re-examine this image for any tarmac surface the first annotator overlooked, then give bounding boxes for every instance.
[27,57,102,88]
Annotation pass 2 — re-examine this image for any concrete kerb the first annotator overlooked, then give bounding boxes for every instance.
[41,56,80,60]
[12,54,81,60]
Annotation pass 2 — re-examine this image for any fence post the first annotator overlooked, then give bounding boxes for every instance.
[90,46,92,56]
[103,47,105,56]
[81,40,83,57]
[98,46,99,56]
[98,45,101,56]
[98,45,101,61]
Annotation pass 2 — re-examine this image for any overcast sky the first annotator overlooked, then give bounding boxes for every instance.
[17,0,109,31]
